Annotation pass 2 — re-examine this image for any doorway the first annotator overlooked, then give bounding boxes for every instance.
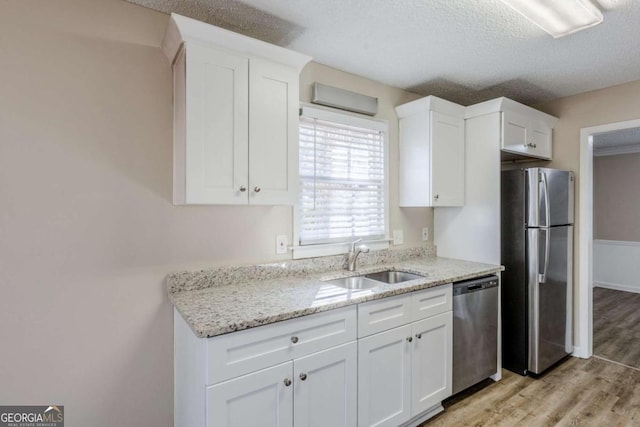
[578,119,640,365]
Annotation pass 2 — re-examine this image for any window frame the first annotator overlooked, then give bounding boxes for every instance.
[293,102,390,259]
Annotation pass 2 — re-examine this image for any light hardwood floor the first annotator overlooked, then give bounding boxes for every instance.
[593,287,640,369]
[421,357,640,426]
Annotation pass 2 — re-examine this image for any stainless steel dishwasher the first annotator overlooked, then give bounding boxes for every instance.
[452,275,499,394]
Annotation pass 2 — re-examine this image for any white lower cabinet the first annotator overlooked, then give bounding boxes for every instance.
[358,325,412,427]
[207,362,293,427]
[176,286,455,427]
[411,313,453,415]
[207,342,357,427]
[357,287,453,427]
[294,342,357,427]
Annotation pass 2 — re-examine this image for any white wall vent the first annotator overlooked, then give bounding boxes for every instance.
[312,82,378,116]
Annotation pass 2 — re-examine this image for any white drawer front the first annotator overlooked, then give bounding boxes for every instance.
[411,284,452,321]
[357,294,412,338]
[207,306,357,385]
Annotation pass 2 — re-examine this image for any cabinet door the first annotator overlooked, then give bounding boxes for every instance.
[529,119,552,159]
[207,362,293,427]
[294,342,357,427]
[358,324,412,427]
[430,111,465,206]
[501,110,529,157]
[249,59,299,205]
[398,111,431,207]
[181,43,249,204]
[411,312,452,415]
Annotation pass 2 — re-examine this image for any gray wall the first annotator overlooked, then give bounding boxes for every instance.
[594,153,640,241]
[0,1,430,425]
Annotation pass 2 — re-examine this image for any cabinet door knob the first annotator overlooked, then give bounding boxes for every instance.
[434,194,439,201]
[284,378,292,387]
[239,186,247,192]
[406,336,413,343]
[254,186,261,193]
[299,373,307,381]
[290,336,299,344]
[415,333,422,339]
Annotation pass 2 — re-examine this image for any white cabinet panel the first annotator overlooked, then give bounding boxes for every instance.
[431,111,465,207]
[207,362,293,427]
[398,110,431,207]
[411,312,452,415]
[502,109,529,155]
[249,60,299,205]
[410,284,452,321]
[294,342,357,427]
[501,110,552,160]
[529,118,552,159]
[357,294,412,338]
[397,96,465,207]
[179,43,249,204]
[207,306,356,384]
[166,15,311,206]
[358,324,412,427]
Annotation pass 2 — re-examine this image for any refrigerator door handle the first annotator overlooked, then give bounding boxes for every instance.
[539,228,550,283]
[540,171,551,227]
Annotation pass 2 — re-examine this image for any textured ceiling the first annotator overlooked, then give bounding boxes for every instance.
[594,127,640,147]
[593,127,640,150]
[127,0,640,106]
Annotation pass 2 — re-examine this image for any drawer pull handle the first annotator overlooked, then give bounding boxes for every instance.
[299,373,307,381]
[415,333,422,339]
[291,336,299,344]
[284,378,292,387]
[406,336,413,343]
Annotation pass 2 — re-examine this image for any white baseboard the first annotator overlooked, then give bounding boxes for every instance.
[573,345,590,359]
[594,281,640,294]
[403,404,444,427]
[593,239,640,294]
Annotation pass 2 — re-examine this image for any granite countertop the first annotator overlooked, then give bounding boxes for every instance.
[168,248,503,338]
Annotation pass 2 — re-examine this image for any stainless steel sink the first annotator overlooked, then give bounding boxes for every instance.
[363,270,424,284]
[324,270,425,289]
[323,276,382,290]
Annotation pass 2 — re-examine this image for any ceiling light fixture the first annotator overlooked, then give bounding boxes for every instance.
[500,0,603,38]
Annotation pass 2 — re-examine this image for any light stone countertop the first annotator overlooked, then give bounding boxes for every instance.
[168,248,503,338]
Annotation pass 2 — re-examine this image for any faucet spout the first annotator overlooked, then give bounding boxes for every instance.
[347,239,369,272]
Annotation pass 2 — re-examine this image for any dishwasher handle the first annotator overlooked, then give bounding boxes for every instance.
[453,276,499,296]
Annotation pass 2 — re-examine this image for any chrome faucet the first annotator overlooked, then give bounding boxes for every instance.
[347,238,370,271]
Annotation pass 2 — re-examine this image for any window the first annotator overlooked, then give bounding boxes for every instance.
[295,104,388,257]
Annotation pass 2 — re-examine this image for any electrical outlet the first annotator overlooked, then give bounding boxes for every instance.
[393,229,404,245]
[276,235,288,254]
[422,227,429,241]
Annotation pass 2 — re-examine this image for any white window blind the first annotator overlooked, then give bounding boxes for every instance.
[298,106,387,246]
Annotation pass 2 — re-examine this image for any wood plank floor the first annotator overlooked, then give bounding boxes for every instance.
[420,357,640,426]
[593,287,640,369]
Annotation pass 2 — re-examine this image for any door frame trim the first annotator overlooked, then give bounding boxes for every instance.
[577,118,640,358]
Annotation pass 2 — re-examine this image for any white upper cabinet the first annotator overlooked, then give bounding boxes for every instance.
[466,97,557,161]
[248,59,300,205]
[162,14,311,205]
[396,96,465,207]
[176,44,249,205]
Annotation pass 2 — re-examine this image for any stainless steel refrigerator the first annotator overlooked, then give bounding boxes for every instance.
[501,168,574,375]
